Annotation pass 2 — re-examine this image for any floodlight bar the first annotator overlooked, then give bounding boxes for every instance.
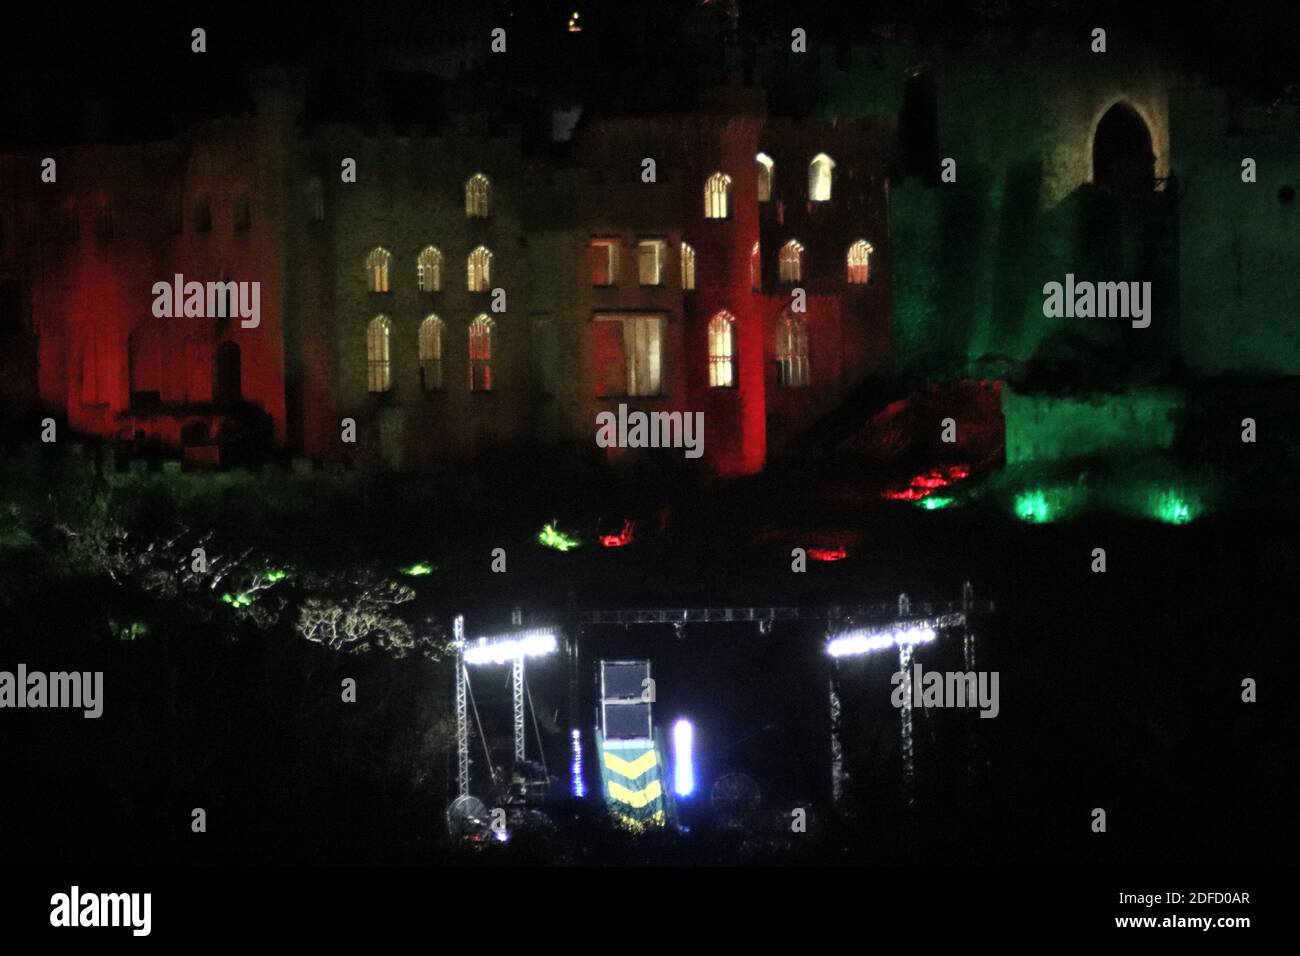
[826,625,937,658]
[463,629,559,665]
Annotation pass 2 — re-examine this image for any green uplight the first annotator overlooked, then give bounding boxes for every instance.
[222,592,254,608]
[538,523,580,552]
[262,568,290,583]
[1014,489,1054,523]
[1150,489,1196,525]
[918,496,956,510]
[401,562,436,576]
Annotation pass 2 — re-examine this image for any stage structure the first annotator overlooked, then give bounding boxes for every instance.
[451,585,992,811]
[824,583,986,807]
[596,660,673,829]
[453,615,558,798]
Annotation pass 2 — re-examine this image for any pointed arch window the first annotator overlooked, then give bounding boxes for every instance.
[366,247,391,293]
[809,153,835,202]
[704,172,732,219]
[847,240,874,284]
[779,239,805,284]
[418,315,444,391]
[756,153,774,202]
[417,246,444,292]
[467,246,493,292]
[681,241,696,291]
[469,315,494,391]
[367,315,392,393]
[776,313,809,388]
[708,311,737,388]
[466,173,491,219]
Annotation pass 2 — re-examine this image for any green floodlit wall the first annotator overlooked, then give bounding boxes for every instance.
[1002,387,1184,464]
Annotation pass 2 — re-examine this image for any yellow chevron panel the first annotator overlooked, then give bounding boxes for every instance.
[603,749,659,778]
[607,778,664,809]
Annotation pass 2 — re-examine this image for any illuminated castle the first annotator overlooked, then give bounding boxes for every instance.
[2,32,1297,475]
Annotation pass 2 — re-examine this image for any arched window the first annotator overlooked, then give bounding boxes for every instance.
[847,240,874,284]
[467,246,493,292]
[779,239,805,284]
[418,315,443,391]
[775,313,809,388]
[417,246,443,292]
[366,316,392,393]
[704,172,732,219]
[469,315,494,391]
[809,153,835,202]
[366,247,391,293]
[1092,102,1155,190]
[756,153,774,202]
[465,173,491,218]
[680,241,696,291]
[708,311,737,388]
[750,242,761,291]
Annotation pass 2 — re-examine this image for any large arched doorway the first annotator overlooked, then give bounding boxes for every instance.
[214,341,242,403]
[1092,102,1155,190]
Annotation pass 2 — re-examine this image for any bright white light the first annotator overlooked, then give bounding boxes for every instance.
[463,629,558,665]
[673,719,695,797]
[826,626,936,658]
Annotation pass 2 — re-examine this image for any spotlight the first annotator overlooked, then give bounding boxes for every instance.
[463,629,558,665]
[672,719,695,797]
[825,626,936,658]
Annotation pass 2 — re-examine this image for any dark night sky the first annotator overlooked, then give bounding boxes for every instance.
[2,1,1299,147]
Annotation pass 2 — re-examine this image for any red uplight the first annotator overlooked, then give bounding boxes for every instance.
[881,463,973,500]
[599,520,636,548]
[808,547,848,562]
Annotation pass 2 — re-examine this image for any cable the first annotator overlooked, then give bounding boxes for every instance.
[465,669,496,784]
[525,678,550,779]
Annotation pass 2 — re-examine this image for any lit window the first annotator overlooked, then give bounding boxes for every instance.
[589,239,619,286]
[594,315,663,397]
[467,246,493,291]
[638,239,666,286]
[809,153,835,202]
[708,311,736,388]
[680,242,696,291]
[756,153,774,202]
[465,173,491,219]
[750,242,761,291]
[776,313,809,388]
[847,240,873,284]
[367,247,391,293]
[469,314,494,391]
[417,246,444,292]
[367,315,392,393]
[418,315,443,391]
[779,239,805,284]
[704,172,731,219]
